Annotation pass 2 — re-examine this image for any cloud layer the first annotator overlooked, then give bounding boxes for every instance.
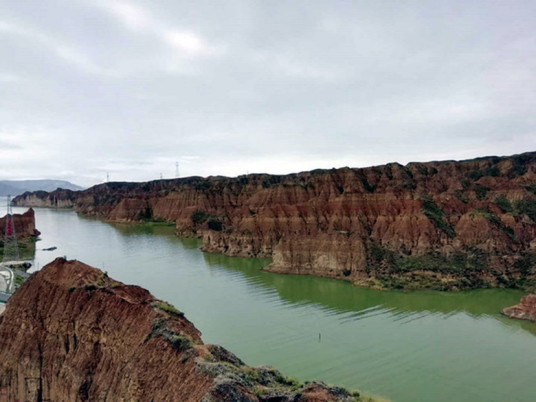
[1,0,535,186]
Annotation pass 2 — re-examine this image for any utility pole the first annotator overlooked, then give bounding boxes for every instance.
[175,162,179,178]
[3,195,19,263]
[106,172,110,182]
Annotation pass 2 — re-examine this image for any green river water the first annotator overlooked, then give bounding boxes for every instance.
[4,204,536,401]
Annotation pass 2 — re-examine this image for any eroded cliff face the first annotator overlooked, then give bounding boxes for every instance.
[14,189,76,208]
[0,208,40,239]
[13,152,536,290]
[0,258,364,401]
[502,294,536,322]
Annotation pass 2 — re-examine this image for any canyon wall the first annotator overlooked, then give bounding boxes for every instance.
[13,152,536,290]
[0,258,364,401]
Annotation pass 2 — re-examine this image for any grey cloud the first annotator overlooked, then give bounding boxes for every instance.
[0,0,535,186]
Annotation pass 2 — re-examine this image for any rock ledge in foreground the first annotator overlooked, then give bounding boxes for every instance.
[0,258,373,401]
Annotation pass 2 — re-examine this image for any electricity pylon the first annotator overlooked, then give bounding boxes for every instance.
[2,196,19,263]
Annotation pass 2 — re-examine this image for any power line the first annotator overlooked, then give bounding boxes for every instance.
[2,195,19,263]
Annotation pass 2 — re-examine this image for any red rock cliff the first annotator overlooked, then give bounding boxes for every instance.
[13,152,536,290]
[0,258,365,401]
[0,208,40,239]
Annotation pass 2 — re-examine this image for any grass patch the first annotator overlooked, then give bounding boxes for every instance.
[191,210,208,224]
[155,301,184,317]
[261,175,283,188]
[494,195,513,213]
[468,170,483,180]
[421,195,456,238]
[415,164,429,175]
[468,166,499,181]
[0,237,37,261]
[170,334,193,351]
[474,184,491,200]
[514,252,536,276]
[194,181,211,190]
[14,274,24,287]
[141,220,175,227]
[509,153,535,177]
[514,197,536,222]
[366,244,396,274]
[472,208,516,241]
[146,319,193,351]
[81,271,119,292]
[397,253,472,274]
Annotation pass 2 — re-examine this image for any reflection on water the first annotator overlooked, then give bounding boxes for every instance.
[202,251,535,334]
[4,203,536,402]
[109,222,176,237]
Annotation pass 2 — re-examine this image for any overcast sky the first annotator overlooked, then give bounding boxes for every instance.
[1,0,535,187]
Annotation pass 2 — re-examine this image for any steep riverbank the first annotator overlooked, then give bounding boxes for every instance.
[0,258,370,401]
[0,208,39,261]
[13,152,536,290]
[0,208,40,240]
[5,207,535,401]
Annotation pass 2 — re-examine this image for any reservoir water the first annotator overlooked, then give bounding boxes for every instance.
[4,203,536,401]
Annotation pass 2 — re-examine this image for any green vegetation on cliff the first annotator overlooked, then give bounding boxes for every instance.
[421,195,456,238]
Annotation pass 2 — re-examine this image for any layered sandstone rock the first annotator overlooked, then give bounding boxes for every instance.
[13,189,76,208]
[13,152,536,290]
[0,258,365,401]
[0,208,40,239]
[502,294,536,322]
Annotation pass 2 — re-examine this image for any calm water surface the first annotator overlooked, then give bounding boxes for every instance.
[5,203,536,401]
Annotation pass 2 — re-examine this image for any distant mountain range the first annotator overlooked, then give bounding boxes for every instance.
[0,180,83,196]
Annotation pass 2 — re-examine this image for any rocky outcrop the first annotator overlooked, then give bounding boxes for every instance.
[14,189,76,208]
[502,294,536,322]
[13,152,536,290]
[0,208,40,239]
[0,258,367,401]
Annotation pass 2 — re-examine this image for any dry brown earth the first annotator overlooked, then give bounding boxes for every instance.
[0,258,369,401]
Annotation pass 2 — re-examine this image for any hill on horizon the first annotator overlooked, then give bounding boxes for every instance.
[0,179,83,197]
